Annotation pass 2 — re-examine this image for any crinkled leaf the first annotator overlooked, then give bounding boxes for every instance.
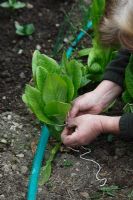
[32,50,60,81]
[23,85,53,125]
[42,73,67,104]
[36,66,47,92]
[39,161,51,185]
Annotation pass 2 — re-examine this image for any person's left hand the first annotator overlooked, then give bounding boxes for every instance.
[61,114,103,146]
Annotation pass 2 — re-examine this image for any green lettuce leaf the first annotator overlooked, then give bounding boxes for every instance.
[42,73,67,104]
[65,59,82,95]
[36,66,47,92]
[23,85,53,124]
[44,101,71,123]
[61,75,74,102]
[32,50,60,80]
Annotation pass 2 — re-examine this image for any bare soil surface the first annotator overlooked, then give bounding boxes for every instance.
[0,0,133,200]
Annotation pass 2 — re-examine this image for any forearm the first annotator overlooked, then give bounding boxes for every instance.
[94,80,122,110]
[99,114,133,138]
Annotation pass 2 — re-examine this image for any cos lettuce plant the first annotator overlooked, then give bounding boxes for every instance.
[22,50,85,140]
[15,22,35,36]
[22,50,86,185]
[0,0,25,9]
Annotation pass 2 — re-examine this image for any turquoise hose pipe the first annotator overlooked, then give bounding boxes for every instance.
[66,20,92,58]
[27,126,49,200]
[27,20,93,200]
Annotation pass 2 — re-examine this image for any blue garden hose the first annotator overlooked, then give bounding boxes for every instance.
[27,20,93,200]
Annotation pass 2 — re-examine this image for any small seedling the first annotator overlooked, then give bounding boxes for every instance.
[0,0,25,9]
[100,185,119,197]
[15,21,35,36]
[128,190,133,200]
[63,159,73,167]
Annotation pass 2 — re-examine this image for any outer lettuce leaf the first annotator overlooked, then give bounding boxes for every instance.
[42,73,67,104]
[23,85,53,125]
[44,101,71,120]
[32,50,60,80]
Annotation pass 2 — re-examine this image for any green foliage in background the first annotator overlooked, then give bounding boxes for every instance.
[78,0,117,83]
[0,0,25,9]
[15,22,35,36]
[122,55,133,113]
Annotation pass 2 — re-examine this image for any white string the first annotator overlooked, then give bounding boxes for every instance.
[68,146,107,187]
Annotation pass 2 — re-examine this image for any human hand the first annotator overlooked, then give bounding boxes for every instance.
[61,114,103,146]
[69,80,122,118]
[69,91,103,118]
[61,114,120,147]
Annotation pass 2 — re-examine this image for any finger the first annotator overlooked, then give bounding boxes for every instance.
[61,127,73,144]
[69,106,79,118]
[61,127,72,138]
[66,118,77,129]
[69,98,82,118]
[62,131,79,146]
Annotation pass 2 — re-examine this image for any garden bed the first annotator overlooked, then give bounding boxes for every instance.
[0,0,133,199]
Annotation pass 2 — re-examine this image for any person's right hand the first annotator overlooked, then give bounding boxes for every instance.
[69,80,122,118]
[69,91,103,118]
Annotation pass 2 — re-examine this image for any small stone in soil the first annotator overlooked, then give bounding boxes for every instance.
[26,3,34,9]
[19,72,26,79]
[18,49,23,55]
[80,192,89,199]
[0,139,7,144]
[16,153,24,158]
[36,44,41,50]
[21,166,28,174]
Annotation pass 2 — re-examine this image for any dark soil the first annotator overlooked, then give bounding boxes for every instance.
[0,0,74,115]
[0,0,133,200]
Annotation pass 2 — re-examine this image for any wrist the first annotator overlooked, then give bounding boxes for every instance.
[94,80,122,110]
[99,115,121,134]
